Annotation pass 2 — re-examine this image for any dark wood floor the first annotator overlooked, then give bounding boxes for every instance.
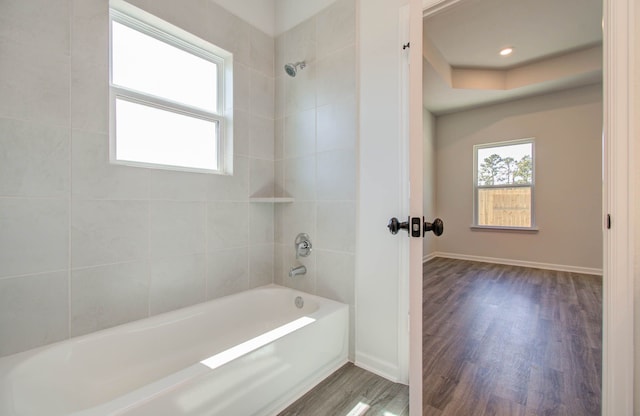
[423,258,602,416]
[279,258,602,415]
[277,362,409,415]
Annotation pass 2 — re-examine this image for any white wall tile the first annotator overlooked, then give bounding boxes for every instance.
[317,93,356,153]
[284,155,316,201]
[233,110,251,157]
[274,160,287,197]
[72,200,148,268]
[0,0,293,357]
[0,0,70,55]
[251,70,275,119]
[207,155,250,201]
[71,261,149,337]
[275,201,316,246]
[0,118,70,198]
[275,75,286,119]
[250,27,275,78]
[275,34,286,80]
[0,272,69,357]
[274,117,285,160]
[316,201,356,252]
[250,115,275,160]
[249,203,274,244]
[249,244,274,288]
[234,63,252,113]
[149,254,206,315]
[284,62,316,115]
[316,0,355,59]
[72,130,150,200]
[0,198,68,278]
[207,247,249,298]
[208,3,251,66]
[249,158,275,197]
[70,0,109,133]
[284,109,316,158]
[0,42,70,127]
[316,45,356,108]
[273,243,285,285]
[70,60,108,134]
[284,18,316,69]
[317,150,356,200]
[149,170,208,201]
[207,202,249,249]
[149,202,206,257]
[139,0,211,42]
[71,0,107,60]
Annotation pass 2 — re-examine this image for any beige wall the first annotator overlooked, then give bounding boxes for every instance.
[423,108,437,258]
[434,84,603,270]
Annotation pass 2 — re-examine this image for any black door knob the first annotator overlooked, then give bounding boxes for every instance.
[387,217,409,235]
[424,218,444,236]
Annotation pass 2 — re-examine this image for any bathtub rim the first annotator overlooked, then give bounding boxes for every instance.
[0,284,344,366]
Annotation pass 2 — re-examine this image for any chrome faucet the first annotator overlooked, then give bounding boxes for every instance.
[295,233,312,259]
[289,265,307,277]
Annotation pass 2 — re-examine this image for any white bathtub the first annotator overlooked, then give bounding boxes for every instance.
[0,285,348,416]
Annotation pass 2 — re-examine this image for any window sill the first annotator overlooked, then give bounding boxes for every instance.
[470,225,539,233]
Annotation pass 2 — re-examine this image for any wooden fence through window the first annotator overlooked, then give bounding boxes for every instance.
[478,187,531,227]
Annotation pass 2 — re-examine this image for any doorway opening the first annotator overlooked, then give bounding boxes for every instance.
[421,0,604,414]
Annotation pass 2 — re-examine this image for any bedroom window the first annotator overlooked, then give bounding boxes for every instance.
[109,1,233,174]
[473,139,535,230]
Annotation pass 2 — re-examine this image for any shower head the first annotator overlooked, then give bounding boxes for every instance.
[284,61,306,77]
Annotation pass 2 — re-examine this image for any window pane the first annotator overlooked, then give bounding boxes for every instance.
[115,99,218,171]
[112,21,217,112]
[477,142,532,186]
[478,187,531,227]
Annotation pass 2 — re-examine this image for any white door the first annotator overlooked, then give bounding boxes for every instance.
[407,1,425,415]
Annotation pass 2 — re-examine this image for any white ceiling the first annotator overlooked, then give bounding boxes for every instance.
[423,0,603,115]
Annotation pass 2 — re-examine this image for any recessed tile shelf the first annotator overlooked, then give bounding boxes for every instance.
[249,197,294,203]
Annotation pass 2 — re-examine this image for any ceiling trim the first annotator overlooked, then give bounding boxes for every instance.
[422,0,471,17]
[424,43,602,92]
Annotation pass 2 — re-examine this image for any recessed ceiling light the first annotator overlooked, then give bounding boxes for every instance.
[499,47,514,56]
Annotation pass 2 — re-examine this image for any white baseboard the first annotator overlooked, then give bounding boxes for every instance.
[422,252,437,263]
[354,351,402,384]
[425,251,603,276]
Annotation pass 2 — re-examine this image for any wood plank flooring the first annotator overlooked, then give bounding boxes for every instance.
[423,258,602,416]
[279,258,602,415]
[277,363,409,415]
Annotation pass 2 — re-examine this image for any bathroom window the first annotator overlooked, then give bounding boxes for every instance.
[473,139,536,230]
[109,1,233,174]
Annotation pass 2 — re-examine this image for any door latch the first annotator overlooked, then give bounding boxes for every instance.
[388,217,444,238]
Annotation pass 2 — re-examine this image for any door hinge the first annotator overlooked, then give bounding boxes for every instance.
[402,42,410,50]
[607,214,611,229]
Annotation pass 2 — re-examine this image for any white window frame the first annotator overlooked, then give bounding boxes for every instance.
[472,138,537,231]
[108,0,233,174]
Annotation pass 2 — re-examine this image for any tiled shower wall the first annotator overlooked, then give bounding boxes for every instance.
[273,0,357,358]
[0,0,276,357]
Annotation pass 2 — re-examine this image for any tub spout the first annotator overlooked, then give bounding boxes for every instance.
[289,265,307,277]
